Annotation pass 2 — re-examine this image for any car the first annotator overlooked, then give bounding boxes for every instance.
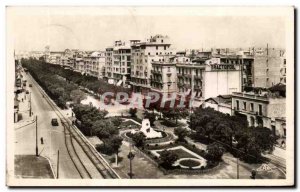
[25,90,29,94]
[51,118,59,126]
[29,84,32,87]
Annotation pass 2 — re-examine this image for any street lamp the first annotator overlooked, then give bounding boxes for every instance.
[29,92,32,117]
[35,115,38,156]
[127,144,135,179]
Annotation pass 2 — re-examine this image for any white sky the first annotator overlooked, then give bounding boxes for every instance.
[7,7,287,52]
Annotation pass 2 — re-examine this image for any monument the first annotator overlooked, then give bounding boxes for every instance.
[131,119,163,139]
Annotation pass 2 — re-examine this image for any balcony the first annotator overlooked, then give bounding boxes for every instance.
[151,70,162,75]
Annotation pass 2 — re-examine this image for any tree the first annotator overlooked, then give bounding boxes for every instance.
[131,132,146,148]
[174,127,189,142]
[111,116,122,127]
[162,108,189,125]
[206,142,225,161]
[159,150,179,168]
[93,119,119,139]
[105,135,123,166]
[144,111,157,126]
[129,108,137,117]
[70,89,86,104]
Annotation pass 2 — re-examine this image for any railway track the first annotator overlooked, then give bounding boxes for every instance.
[27,73,120,179]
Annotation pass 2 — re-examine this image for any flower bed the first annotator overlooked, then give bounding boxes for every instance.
[179,159,201,167]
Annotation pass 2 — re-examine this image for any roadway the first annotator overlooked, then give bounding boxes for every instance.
[14,71,104,179]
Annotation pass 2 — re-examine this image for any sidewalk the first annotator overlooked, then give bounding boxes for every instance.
[14,155,55,179]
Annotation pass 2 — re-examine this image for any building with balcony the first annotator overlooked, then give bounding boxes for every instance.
[130,35,175,94]
[86,51,106,79]
[150,62,177,95]
[232,83,286,137]
[104,47,114,83]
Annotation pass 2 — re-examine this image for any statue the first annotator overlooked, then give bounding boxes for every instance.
[131,119,162,139]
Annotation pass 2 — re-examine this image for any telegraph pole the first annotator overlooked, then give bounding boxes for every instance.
[29,92,32,117]
[57,150,60,179]
[237,157,239,179]
[35,115,38,156]
[127,144,135,179]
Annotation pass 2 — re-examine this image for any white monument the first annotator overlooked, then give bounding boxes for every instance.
[131,119,163,139]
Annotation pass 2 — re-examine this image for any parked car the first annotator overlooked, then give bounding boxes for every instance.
[25,90,29,94]
[51,118,59,126]
[29,84,32,87]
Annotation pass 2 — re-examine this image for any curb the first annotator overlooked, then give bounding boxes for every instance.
[40,155,56,179]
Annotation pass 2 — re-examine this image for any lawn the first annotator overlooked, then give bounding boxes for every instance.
[120,120,140,129]
[180,159,201,167]
[157,148,197,159]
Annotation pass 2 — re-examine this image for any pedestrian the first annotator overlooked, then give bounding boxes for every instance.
[40,137,44,145]
[281,140,285,148]
[22,98,23,102]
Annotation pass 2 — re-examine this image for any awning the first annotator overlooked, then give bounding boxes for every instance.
[116,80,123,86]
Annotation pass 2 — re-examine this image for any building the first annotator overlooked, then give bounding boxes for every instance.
[253,47,286,88]
[104,47,114,83]
[149,52,242,108]
[112,40,135,87]
[150,61,177,96]
[130,35,175,94]
[86,51,106,79]
[232,83,286,137]
[204,95,232,115]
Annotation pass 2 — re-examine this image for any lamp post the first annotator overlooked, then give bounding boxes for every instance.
[127,144,135,179]
[35,115,38,156]
[29,92,32,117]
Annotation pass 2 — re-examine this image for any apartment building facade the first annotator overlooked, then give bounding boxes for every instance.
[130,35,175,94]
[253,48,286,88]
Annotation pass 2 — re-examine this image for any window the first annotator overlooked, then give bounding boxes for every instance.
[236,100,240,110]
[156,46,158,50]
[258,104,263,115]
[243,102,246,110]
[156,52,158,55]
[160,52,162,55]
[161,39,163,43]
[148,52,150,55]
[168,67,170,72]
[250,103,254,111]
[164,46,166,50]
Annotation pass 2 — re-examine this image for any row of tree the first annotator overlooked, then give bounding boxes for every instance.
[22,58,80,108]
[40,58,131,95]
[23,58,124,161]
[72,104,123,162]
[189,107,277,163]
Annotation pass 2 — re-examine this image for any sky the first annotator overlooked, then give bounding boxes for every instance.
[8,7,287,52]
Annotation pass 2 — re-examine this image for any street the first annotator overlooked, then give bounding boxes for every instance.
[14,72,104,179]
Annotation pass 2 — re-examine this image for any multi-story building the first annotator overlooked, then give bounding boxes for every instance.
[86,51,106,79]
[112,41,135,87]
[149,51,242,108]
[130,35,175,94]
[150,62,177,96]
[104,40,139,86]
[232,83,286,137]
[253,47,286,88]
[104,47,114,83]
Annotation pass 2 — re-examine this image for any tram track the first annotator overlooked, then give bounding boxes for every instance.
[27,73,120,179]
